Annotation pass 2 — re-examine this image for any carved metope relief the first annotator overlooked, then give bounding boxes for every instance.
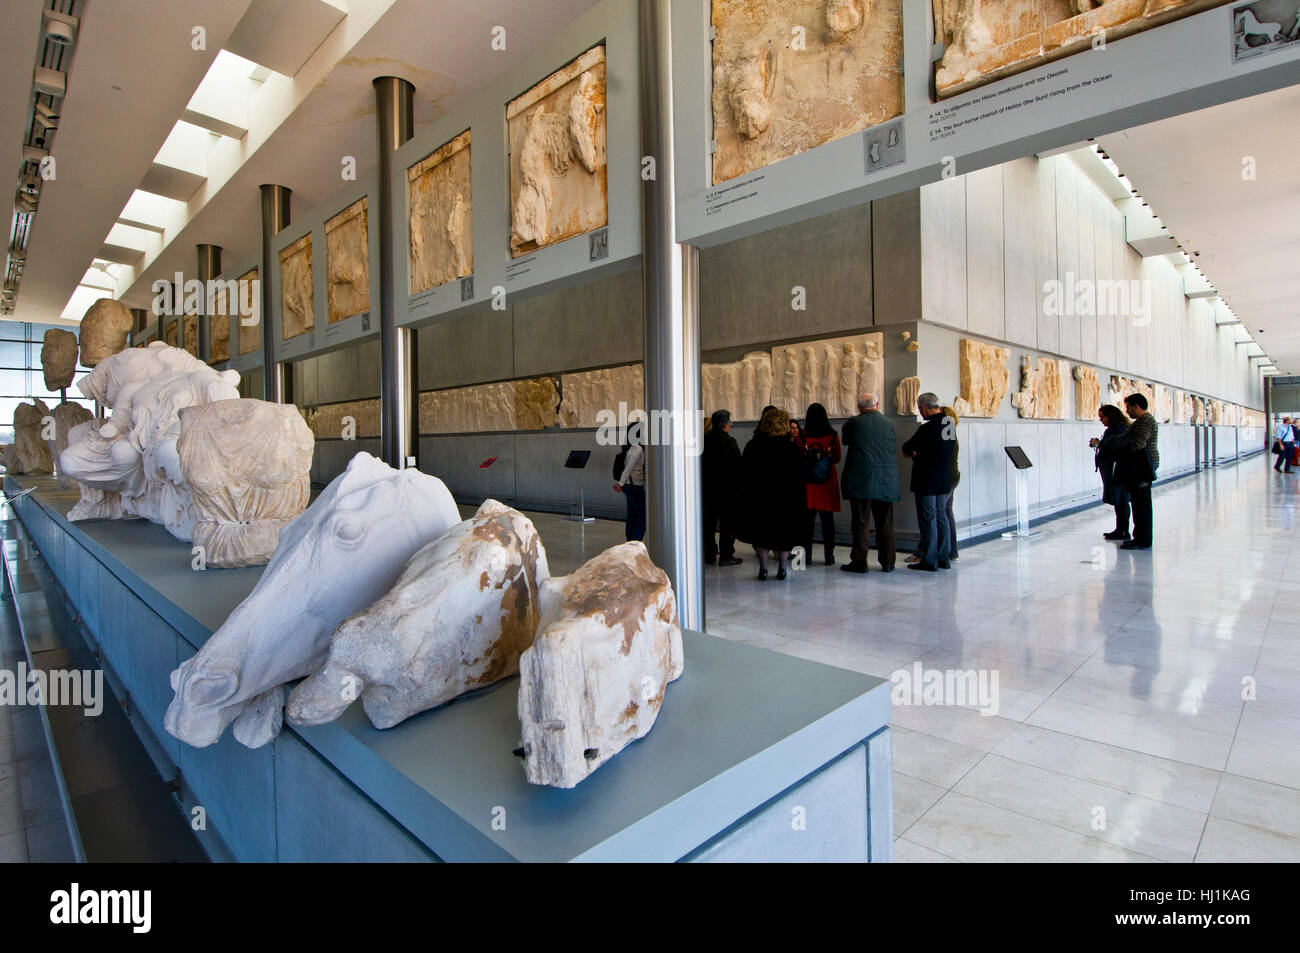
[326,198,370,324]
[958,338,1010,417]
[933,0,1230,100]
[183,314,198,356]
[417,377,561,435]
[710,0,905,184]
[1155,384,1174,423]
[1012,356,1068,419]
[507,45,607,258]
[280,235,314,341]
[238,269,260,356]
[768,332,884,419]
[409,130,473,294]
[1073,365,1100,421]
[209,282,230,363]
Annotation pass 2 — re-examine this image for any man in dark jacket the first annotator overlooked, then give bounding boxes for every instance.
[1108,393,1159,551]
[901,392,955,571]
[702,409,743,566]
[839,393,899,573]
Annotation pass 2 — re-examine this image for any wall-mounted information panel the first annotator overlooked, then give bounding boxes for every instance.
[673,0,1300,247]
[393,0,641,329]
[271,169,381,365]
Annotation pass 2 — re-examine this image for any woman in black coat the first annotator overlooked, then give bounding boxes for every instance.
[737,407,805,581]
[1089,404,1131,541]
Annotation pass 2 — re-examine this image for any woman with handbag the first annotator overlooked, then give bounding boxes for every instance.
[1089,404,1132,540]
[798,403,843,566]
[737,407,805,581]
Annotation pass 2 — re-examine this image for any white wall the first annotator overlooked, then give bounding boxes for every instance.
[921,155,1264,409]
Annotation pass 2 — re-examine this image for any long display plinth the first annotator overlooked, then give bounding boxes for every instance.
[4,475,892,862]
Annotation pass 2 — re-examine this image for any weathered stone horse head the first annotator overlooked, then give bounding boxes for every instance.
[165,452,461,749]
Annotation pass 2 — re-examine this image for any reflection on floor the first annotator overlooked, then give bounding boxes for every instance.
[470,452,1300,863]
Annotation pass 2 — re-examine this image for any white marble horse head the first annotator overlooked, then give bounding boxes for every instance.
[165,452,462,749]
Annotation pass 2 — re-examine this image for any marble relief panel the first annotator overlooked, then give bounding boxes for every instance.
[959,338,1011,417]
[280,235,314,341]
[933,1,1231,100]
[701,351,773,422]
[507,46,608,258]
[409,130,473,294]
[559,364,643,429]
[711,0,905,184]
[238,269,261,356]
[326,199,370,324]
[769,332,884,419]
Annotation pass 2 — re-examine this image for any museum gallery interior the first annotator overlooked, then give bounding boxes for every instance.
[0,0,1296,868]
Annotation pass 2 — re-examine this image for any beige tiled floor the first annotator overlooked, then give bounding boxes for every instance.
[512,452,1300,862]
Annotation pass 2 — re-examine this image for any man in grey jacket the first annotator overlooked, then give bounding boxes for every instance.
[1108,393,1159,551]
[839,393,900,573]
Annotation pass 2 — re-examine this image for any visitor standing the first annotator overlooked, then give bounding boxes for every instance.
[702,409,743,566]
[612,432,646,542]
[901,392,955,572]
[737,407,805,581]
[1089,404,1132,540]
[799,403,842,566]
[839,393,899,574]
[1106,393,1159,551]
[1274,417,1296,473]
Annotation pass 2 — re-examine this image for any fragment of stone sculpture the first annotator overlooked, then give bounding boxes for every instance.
[61,342,241,541]
[177,399,314,569]
[41,328,78,391]
[288,500,550,731]
[79,298,133,367]
[48,401,94,490]
[164,452,462,749]
[516,540,684,788]
[10,400,54,474]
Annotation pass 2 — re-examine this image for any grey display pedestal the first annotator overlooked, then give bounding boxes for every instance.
[4,475,893,863]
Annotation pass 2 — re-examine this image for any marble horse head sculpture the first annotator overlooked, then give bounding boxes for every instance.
[287,499,550,732]
[165,452,461,749]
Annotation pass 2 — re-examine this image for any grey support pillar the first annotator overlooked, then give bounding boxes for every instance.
[639,0,703,631]
[260,184,291,402]
[374,76,416,469]
[129,307,147,345]
[196,243,221,363]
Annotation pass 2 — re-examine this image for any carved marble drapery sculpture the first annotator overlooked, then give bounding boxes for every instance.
[895,376,922,417]
[48,401,93,490]
[958,339,1010,417]
[1011,356,1067,419]
[769,332,884,419]
[711,0,905,183]
[288,500,550,731]
[280,235,314,340]
[516,541,683,788]
[409,130,473,294]
[326,198,370,324]
[165,452,462,749]
[60,343,241,539]
[177,399,315,568]
[1073,365,1100,421]
[508,46,607,258]
[701,351,772,422]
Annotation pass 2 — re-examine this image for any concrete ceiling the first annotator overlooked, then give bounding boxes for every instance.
[1100,83,1300,375]
[0,0,599,327]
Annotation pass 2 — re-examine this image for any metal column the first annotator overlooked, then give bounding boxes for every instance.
[196,243,221,363]
[374,76,416,469]
[259,184,291,402]
[639,0,702,631]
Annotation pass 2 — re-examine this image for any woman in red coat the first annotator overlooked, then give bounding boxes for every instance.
[799,402,843,566]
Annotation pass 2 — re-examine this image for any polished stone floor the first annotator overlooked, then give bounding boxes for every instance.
[504,452,1300,863]
[3,454,1293,862]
